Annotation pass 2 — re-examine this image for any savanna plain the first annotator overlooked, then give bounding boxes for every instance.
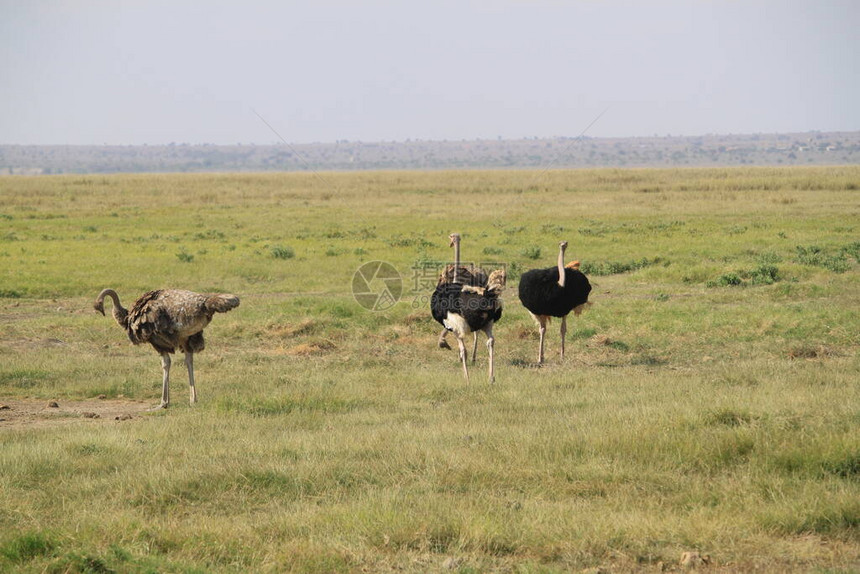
[0,167,858,573]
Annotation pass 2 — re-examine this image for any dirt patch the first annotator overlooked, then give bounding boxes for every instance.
[283,339,337,356]
[0,398,153,430]
[267,319,318,338]
[787,344,837,360]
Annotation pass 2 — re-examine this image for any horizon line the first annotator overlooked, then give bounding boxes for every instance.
[1,128,858,148]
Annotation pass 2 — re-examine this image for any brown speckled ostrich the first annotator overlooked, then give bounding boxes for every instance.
[94,288,239,409]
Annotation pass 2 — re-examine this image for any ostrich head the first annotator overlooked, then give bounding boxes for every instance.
[94,288,129,326]
[93,292,109,316]
[448,233,461,248]
[559,241,568,250]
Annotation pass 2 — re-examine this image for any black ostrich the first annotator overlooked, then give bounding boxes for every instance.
[435,233,488,360]
[517,241,591,364]
[431,265,506,383]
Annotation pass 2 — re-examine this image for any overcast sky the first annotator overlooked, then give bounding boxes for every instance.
[1,1,858,145]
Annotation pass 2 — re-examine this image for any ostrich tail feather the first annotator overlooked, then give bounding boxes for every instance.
[486,269,507,293]
[205,294,240,313]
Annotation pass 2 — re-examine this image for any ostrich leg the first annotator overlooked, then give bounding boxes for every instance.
[471,332,478,364]
[437,328,452,350]
[554,240,567,363]
[456,335,470,381]
[560,316,567,361]
[485,325,495,383]
[537,316,548,365]
[185,352,197,404]
[152,352,171,410]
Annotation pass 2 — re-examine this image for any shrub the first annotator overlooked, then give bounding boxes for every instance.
[506,261,523,280]
[580,257,663,276]
[386,235,432,248]
[271,245,295,259]
[707,265,781,287]
[175,248,194,263]
[1,532,55,562]
[750,264,780,285]
[795,245,851,273]
[707,273,743,287]
[521,246,542,260]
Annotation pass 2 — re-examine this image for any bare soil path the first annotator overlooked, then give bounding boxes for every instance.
[0,398,153,430]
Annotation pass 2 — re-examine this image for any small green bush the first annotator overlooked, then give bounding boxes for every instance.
[507,261,523,280]
[521,246,542,260]
[707,273,743,287]
[1,532,55,562]
[795,245,851,273]
[271,245,295,259]
[580,257,663,276]
[175,248,194,263]
[750,264,780,285]
[707,265,781,287]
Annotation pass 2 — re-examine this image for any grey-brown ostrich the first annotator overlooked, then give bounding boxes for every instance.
[517,241,591,364]
[94,288,239,409]
[435,232,488,360]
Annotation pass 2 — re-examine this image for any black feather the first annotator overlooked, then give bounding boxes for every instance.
[460,288,502,331]
[431,282,462,326]
[431,282,503,333]
[518,267,591,317]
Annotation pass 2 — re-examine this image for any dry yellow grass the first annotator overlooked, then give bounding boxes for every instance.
[0,166,858,572]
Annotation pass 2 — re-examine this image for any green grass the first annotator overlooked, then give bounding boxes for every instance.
[0,166,859,572]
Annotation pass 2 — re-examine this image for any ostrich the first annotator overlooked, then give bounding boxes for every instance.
[517,241,592,364]
[94,288,240,409]
[435,232,488,360]
[431,266,506,383]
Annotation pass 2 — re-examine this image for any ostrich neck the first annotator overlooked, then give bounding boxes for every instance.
[98,288,128,325]
[452,240,461,283]
[557,246,566,287]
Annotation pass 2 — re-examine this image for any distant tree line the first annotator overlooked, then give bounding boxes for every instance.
[1,131,858,175]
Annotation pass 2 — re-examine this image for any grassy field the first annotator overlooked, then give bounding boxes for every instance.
[1,167,858,573]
